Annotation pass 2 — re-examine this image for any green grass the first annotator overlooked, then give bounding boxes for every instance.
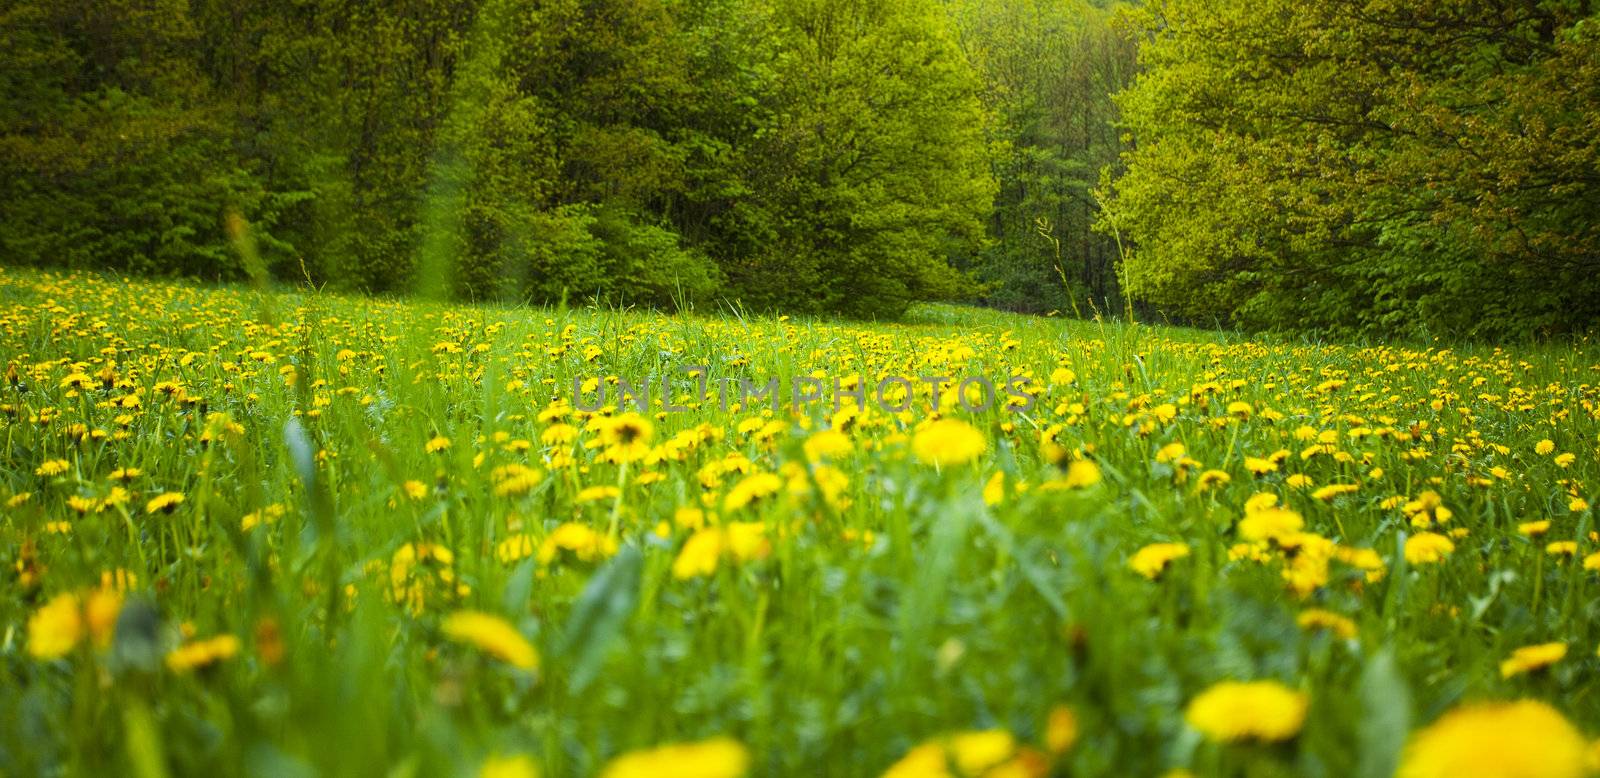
[1,265,1597,777]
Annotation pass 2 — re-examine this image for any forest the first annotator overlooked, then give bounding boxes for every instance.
[3,0,1598,336]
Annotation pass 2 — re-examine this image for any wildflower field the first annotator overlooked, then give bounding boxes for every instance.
[3,265,1599,777]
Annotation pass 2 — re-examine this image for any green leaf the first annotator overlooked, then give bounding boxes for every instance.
[560,545,643,694]
[1357,648,1411,778]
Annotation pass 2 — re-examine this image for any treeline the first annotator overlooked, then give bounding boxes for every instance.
[16,1,1588,336]
[0,0,1134,319]
[1103,0,1600,338]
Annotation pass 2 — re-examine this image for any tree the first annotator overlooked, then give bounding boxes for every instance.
[943,0,1136,317]
[1102,0,1600,338]
[730,0,996,318]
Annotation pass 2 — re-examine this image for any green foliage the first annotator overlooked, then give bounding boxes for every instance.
[1102,0,1600,338]
[1,0,997,318]
[944,0,1137,316]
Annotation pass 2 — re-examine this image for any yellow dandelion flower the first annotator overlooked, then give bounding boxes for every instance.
[1195,469,1231,490]
[600,412,654,463]
[480,754,540,778]
[1184,680,1308,743]
[537,523,617,566]
[1404,533,1455,565]
[1397,700,1587,778]
[35,459,71,477]
[27,592,84,659]
[403,480,429,500]
[167,634,241,672]
[1238,507,1304,544]
[673,527,727,579]
[576,485,621,503]
[983,471,1006,506]
[1060,459,1102,489]
[598,737,749,778]
[497,535,535,564]
[145,492,185,514]
[1296,609,1357,639]
[803,429,853,461]
[84,586,123,648]
[1130,542,1190,580]
[1499,642,1566,679]
[1244,456,1278,475]
[723,472,783,511]
[1045,705,1078,755]
[911,419,986,467]
[441,610,539,670]
[1311,483,1358,501]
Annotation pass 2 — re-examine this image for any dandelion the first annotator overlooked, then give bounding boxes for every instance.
[84,587,123,648]
[167,634,242,672]
[1397,700,1587,778]
[1059,459,1101,489]
[426,435,451,453]
[27,592,83,659]
[600,412,654,463]
[1404,532,1455,565]
[1130,542,1190,580]
[723,472,783,511]
[599,737,749,778]
[576,485,621,503]
[911,419,986,467]
[1311,483,1358,501]
[672,523,770,579]
[803,429,853,461]
[1535,439,1555,455]
[1296,609,1357,639]
[35,459,70,477]
[441,611,538,671]
[491,465,544,497]
[537,523,617,565]
[1244,456,1278,475]
[881,730,1039,778]
[1517,520,1550,537]
[1547,541,1578,557]
[145,491,185,514]
[1499,642,1566,678]
[480,755,540,778]
[1184,680,1308,743]
[983,471,1006,506]
[1045,705,1078,755]
[673,527,726,579]
[1554,453,1576,468]
[1238,507,1304,544]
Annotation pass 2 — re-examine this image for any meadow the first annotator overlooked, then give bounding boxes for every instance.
[2,265,1598,777]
